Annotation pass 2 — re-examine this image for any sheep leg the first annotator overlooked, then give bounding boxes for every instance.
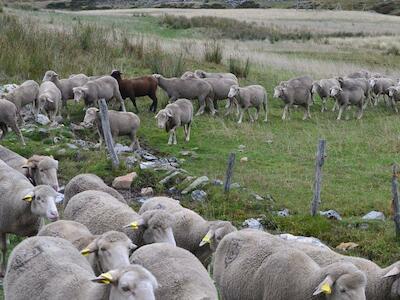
[168,127,177,145]
[130,131,140,150]
[207,97,217,116]
[247,109,254,122]
[391,98,399,113]
[130,95,139,113]
[185,123,191,142]
[302,107,308,120]
[10,121,25,146]
[332,99,339,112]
[173,128,177,145]
[237,109,244,124]
[149,93,158,112]
[321,98,327,112]
[224,99,233,116]
[195,98,206,116]
[0,233,6,277]
[356,104,364,120]
[282,104,289,120]
[337,105,345,120]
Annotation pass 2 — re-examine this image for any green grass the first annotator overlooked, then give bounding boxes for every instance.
[1,9,400,298]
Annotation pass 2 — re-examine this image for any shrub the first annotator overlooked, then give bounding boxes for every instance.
[204,41,223,64]
[235,0,260,8]
[229,57,251,78]
[386,45,400,56]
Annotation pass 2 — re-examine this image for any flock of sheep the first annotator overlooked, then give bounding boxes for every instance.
[1,68,400,299]
[0,144,399,299]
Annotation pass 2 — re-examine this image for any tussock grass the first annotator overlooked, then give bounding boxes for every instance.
[229,57,250,78]
[204,40,223,64]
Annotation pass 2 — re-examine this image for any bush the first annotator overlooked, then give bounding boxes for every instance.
[144,42,186,77]
[386,45,400,56]
[204,41,223,64]
[236,0,260,8]
[229,57,251,78]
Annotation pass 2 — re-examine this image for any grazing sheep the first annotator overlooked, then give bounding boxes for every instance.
[388,86,400,112]
[139,196,236,266]
[82,107,140,150]
[311,78,340,112]
[73,76,126,112]
[347,70,370,79]
[0,99,25,145]
[4,236,158,300]
[2,80,39,121]
[38,81,62,123]
[202,77,238,111]
[43,70,89,106]
[274,85,313,120]
[284,239,400,300]
[64,190,176,247]
[337,77,370,99]
[131,243,218,300]
[194,69,238,82]
[0,159,59,276]
[279,75,313,90]
[110,70,158,113]
[64,173,125,208]
[227,85,268,124]
[0,145,59,191]
[214,229,367,300]
[38,221,135,275]
[330,86,365,120]
[153,74,215,116]
[369,77,396,105]
[155,99,193,145]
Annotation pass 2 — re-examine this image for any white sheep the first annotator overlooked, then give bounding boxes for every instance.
[130,243,218,299]
[0,159,59,276]
[214,229,367,300]
[311,78,340,112]
[227,85,268,124]
[37,81,62,123]
[194,69,238,82]
[330,86,365,120]
[155,98,193,145]
[4,236,158,300]
[0,99,25,145]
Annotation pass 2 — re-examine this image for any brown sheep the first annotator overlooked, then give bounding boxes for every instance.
[110,70,158,113]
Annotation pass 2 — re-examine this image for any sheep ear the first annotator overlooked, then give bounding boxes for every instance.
[91,271,118,285]
[155,111,160,119]
[123,218,145,231]
[313,276,333,295]
[166,110,173,118]
[81,239,98,256]
[384,266,400,278]
[22,190,35,202]
[199,229,214,246]
[47,98,54,103]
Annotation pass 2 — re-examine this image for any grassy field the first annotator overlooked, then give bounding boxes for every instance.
[1,7,400,297]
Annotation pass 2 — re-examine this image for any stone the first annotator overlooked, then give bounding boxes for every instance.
[278,234,328,249]
[359,223,369,230]
[70,123,85,131]
[238,144,246,152]
[142,152,158,161]
[66,143,78,150]
[124,156,138,169]
[191,190,207,202]
[159,171,180,185]
[251,192,264,201]
[112,172,137,190]
[35,114,51,125]
[180,150,191,156]
[240,157,248,163]
[319,210,342,221]
[181,176,209,194]
[362,211,385,221]
[57,149,66,155]
[230,182,241,189]
[141,187,154,197]
[53,136,62,144]
[38,127,50,138]
[336,242,359,251]
[211,179,224,186]
[114,143,132,155]
[0,84,18,96]
[277,208,290,217]
[243,218,263,230]
[55,193,64,204]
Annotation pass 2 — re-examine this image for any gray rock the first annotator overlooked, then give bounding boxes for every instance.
[238,144,246,152]
[70,123,85,131]
[242,218,263,230]
[124,156,138,169]
[136,197,149,205]
[278,234,328,249]
[319,210,342,221]
[141,187,154,197]
[211,179,224,186]
[230,182,241,189]
[180,150,191,156]
[0,84,18,96]
[182,176,209,195]
[66,143,78,150]
[359,223,369,230]
[159,171,180,185]
[53,136,62,144]
[55,193,64,204]
[57,149,66,155]
[251,192,264,201]
[114,143,132,155]
[141,152,158,161]
[277,208,290,217]
[362,211,385,221]
[191,190,207,202]
[35,114,50,125]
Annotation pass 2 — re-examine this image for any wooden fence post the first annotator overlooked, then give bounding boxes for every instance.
[392,164,400,238]
[311,139,326,216]
[98,98,119,168]
[224,152,236,193]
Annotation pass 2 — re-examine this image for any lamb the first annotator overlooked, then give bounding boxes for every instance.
[2,80,39,121]
[0,159,59,276]
[64,173,125,208]
[284,238,400,300]
[37,81,62,123]
[139,196,236,265]
[152,74,215,116]
[0,99,25,145]
[311,78,340,112]
[110,70,158,113]
[38,221,136,275]
[130,243,218,300]
[73,76,126,112]
[330,86,365,120]
[155,99,193,145]
[227,85,268,124]
[4,236,158,300]
[369,77,396,105]
[213,229,367,300]
[0,145,59,191]
[43,70,89,107]
[64,190,176,247]
[273,85,313,120]
[82,107,140,150]
[194,69,238,82]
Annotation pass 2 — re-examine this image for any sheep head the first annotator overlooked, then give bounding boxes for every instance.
[73,87,88,103]
[38,95,50,112]
[42,70,58,82]
[311,82,320,95]
[152,74,162,81]
[330,86,342,97]
[22,155,59,191]
[92,265,158,299]
[228,85,240,98]
[273,86,285,98]
[200,221,237,252]
[22,185,59,222]
[383,264,400,298]
[110,70,122,80]
[369,78,377,88]
[83,107,99,128]
[194,69,206,78]
[155,109,172,129]
[81,231,135,273]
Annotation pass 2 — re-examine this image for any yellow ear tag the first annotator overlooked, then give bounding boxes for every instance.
[99,272,113,284]
[130,221,139,230]
[81,248,91,256]
[202,233,211,244]
[321,282,332,294]
[22,195,33,202]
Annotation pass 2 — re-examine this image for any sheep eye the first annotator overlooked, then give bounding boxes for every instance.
[100,247,106,251]
[121,286,130,292]
[340,288,346,293]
